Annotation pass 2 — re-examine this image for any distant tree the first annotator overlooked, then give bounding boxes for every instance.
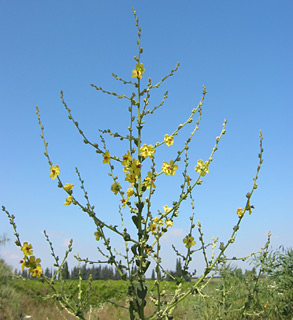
[60,261,70,279]
[71,266,79,280]
[114,268,121,280]
[101,265,114,280]
[175,258,183,278]
[81,264,88,280]
[166,270,176,281]
[44,267,52,278]
[21,269,29,278]
[151,269,155,280]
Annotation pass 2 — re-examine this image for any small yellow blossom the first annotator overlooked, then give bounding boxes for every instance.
[63,183,74,191]
[125,172,137,185]
[64,195,73,206]
[122,151,132,166]
[131,159,142,176]
[183,236,196,248]
[126,188,134,198]
[154,217,163,226]
[237,208,245,218]
[28,255,41,267]
[143,172,156,189]
[150,223,157,234]
[164,134,174,147]
[140,144,156,158]
[21,242,33,257]
[185,175,192,186]
[131,63,145,79]
[27,256,42,276]
[121,198,128,208]
[111,182,122,195]
[32,265,42,278]
[103,151,111,164]
[163,205,172,215]
[20,258,28,271]
[195,160,209,177]
[165,219,173,227]
[162,160,178,176]
[94,231,102,241]
[50,165,60,180]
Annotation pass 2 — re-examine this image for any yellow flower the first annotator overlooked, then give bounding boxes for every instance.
[195,160,209,177]
[125,172,137,185]
[143,172,156,189]
[165,219,173,227]
[164,134,174,147]
[140,144,156,158]
[50,165,60,180]
[28,255,41,266]
[63,183,74,191]
[154,217,163,226]
[183,236,196,248]
[131,159,142,176]
[20,258,28,271]
[163,205,172,215]
[21,242,33,257]
[111,182,122,195]
[32,265,42,278]
[94,231,102,241]
[126,188,134,197]
[64,195,73,206]
[185,175,192,186]
[237,208,245,218]
[150,223,157,234]
[121,198,128,208]
[27,256,42,276]
[122,151,132,166]
[162,160,178,176]
[103,151,111,164]
[131,63,145,79]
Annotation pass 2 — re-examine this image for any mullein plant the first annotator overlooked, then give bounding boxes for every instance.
[2,8,268,320]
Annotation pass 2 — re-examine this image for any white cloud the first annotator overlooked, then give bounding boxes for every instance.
[61,238,71,247]
[161,228,185,243]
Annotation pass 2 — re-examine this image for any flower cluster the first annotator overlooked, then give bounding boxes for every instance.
[63,183,74,205]
[20,242,42,278]
[149,206,174,235]
[131,63,145,79]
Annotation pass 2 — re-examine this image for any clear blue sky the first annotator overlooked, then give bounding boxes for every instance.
[0,0,292,275]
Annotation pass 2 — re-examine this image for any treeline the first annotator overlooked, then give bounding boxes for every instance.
[18,262,123,280]
[17,258,257,281]
[18,259,189,281]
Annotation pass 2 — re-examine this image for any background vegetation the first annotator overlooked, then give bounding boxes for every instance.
[1,241,292,319]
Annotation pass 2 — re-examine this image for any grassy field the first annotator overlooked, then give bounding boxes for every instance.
[1,274,292,320]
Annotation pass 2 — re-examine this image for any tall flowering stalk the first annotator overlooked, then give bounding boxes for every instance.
[2,7,267,320]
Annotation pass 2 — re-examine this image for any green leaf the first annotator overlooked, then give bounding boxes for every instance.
[135,201,145,212]
[132,215,139,228]
[131,244,138,256]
